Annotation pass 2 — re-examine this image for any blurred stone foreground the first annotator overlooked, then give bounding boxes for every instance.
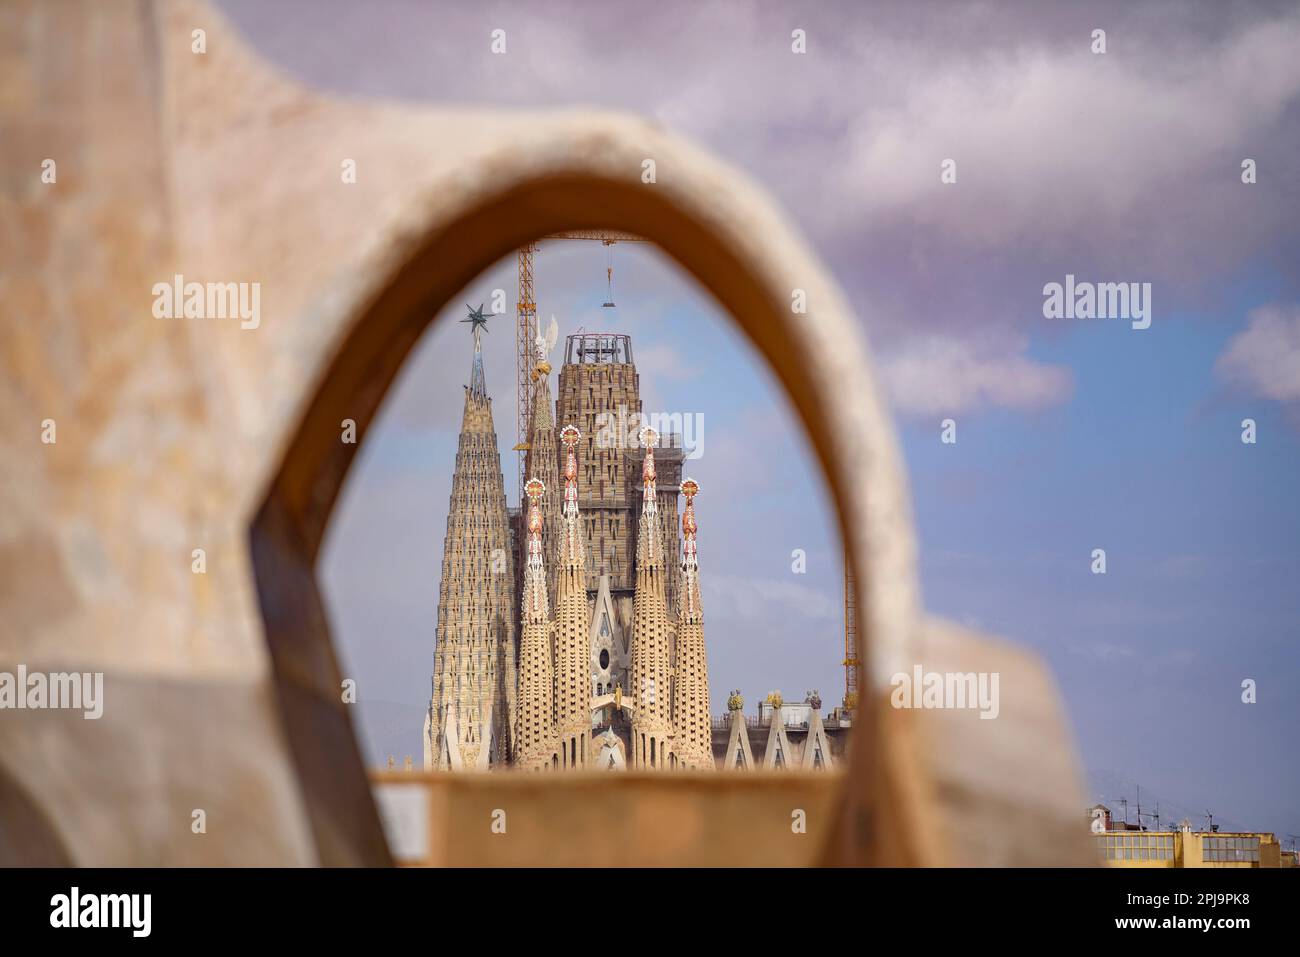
[0,0,1092,866]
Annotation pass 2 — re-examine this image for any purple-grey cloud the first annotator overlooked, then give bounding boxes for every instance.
[1216,303,1300,404]
[218,0,1300,415]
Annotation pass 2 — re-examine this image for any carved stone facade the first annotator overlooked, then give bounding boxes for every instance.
[555,334,684,628]
[437,327,711,772]
[628,428,677,768]
[514,477,559,771]
[717,691,852,771]
[425,324,517,770]
[552,425,593,768]
[671,480,712,769]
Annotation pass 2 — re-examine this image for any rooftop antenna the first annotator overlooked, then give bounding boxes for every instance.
[1136,785,1142,831]
[1118,797,1129,826]
[1204,810,1217,833]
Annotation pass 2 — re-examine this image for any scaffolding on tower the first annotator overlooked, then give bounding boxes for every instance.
[514,231,647,503]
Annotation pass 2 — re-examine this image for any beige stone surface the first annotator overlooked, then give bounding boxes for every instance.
[376,769,844,868]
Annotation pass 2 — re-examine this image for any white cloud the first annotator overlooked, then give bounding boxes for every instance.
[1215,303,1300,403]
[879,335,1073,418]
[835,16,1300,246]
[631,341,699,382]
[219,0,1300,416]
[704,573,838,623]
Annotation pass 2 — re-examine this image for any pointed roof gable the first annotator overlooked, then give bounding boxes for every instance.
[588,573,628,662]
[762,701,794,771]
[723,692,754,771]
[801,705,835,771]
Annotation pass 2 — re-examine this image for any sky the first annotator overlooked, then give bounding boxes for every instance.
[217,0,1300,840]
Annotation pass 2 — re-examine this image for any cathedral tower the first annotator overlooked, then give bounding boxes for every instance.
[671,478,713,770]
[554,333,685,645]
[514,477,560,770]
[553,425,593,768]
[629,427,675,768]
[521,322,562,602]
[426,307,517,770]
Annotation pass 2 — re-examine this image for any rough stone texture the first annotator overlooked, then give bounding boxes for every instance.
[0,0,1091,865]
[555,334,684,624]
[629,441,675,769]
[375,769,843,867]
[671,483,713,770]
[551,420,593,768]
[425,335,516,771]
[514,477,559,771]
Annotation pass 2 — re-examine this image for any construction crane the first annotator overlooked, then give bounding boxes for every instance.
[843,546,858,713]
[514,231,647,502]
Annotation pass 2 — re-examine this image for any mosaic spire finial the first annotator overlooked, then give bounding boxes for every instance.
[680,477,701,617]
[559,425,583,566]
[523,477,548,621]
[639,425,660,563]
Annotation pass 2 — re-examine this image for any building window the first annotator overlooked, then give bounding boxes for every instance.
[1203,836,1259,863]
[1095,833,1175,862]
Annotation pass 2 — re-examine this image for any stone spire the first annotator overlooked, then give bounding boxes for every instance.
[762,691,794,770]
[553,424,592,769]
[801,692,835,771]
[426,309,517,770]
[671,478,713,770]
[722,690,755,771]
[514,477,559,770]
[522,323,562,602]
[463,302,489,399]
[630,427,675,769]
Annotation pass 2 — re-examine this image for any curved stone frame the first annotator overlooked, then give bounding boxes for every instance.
[251,165,938,865]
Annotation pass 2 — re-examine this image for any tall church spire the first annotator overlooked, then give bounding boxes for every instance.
[630,426,675,768]
[514,477,559,770]
[672,478,713,770]
[553,424,592,769]
[522,326,561,608]
[426,309,517,770]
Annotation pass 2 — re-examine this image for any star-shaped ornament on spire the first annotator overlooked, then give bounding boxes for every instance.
[461,303,489,350]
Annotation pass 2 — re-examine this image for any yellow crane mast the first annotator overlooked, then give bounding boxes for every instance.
[844,547,858,712]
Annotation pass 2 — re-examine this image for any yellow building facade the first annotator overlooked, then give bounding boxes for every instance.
[1095,830,1289,868]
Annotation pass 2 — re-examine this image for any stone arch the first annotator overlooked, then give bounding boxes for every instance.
[250,159,937,865]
